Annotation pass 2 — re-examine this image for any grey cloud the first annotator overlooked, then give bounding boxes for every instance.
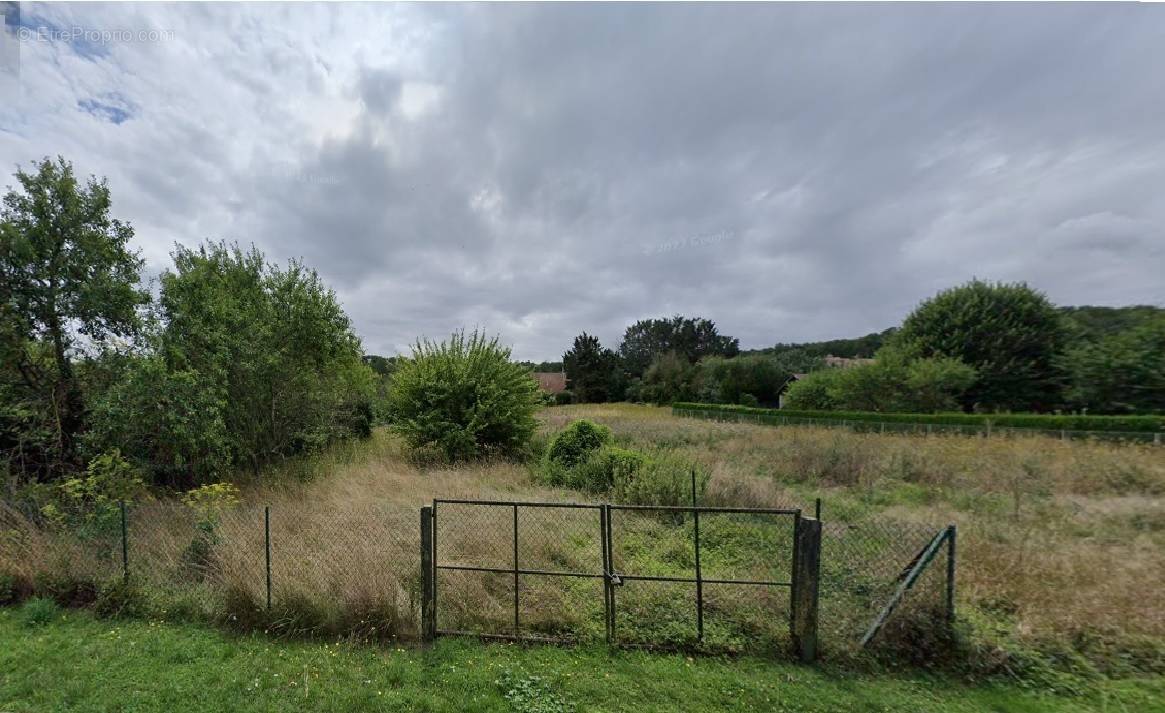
[3,3,1163,361]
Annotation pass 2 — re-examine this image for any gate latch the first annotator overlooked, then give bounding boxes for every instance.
[606,571,623,586]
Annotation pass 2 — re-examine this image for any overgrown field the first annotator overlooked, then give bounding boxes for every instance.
[3,606,1164,713]
[3,404,1163,685]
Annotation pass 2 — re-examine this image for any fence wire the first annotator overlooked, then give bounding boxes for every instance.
[1,494,952,656]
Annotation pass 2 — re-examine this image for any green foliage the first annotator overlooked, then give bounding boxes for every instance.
[38,449,144,538]
[562,332,622,403]
[640,351,701,405]
[0,157,148,480]
[0,573,18,605]
[698,354,792,406]
[93,580,148,620]
[1060,305,1165,342]
[759,328,895,360]
[20,596,60,627]
[86,356,232,487]
[544,419,612,472]
[612,451,708,507]
[153,241,375,479]
[496,670,575,713]
[783,351,976,413]
[893,280,1068,412]
[552,390,574,406]
[563,445,646,493]
[386,330,541,461]
[1062,315,1165,413]
[618,316,738,378]
[672,402,1165,433]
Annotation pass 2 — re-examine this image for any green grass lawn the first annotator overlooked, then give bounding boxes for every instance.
[1,606,1162,712]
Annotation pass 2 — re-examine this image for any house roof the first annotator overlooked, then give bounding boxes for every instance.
[532,372,568,393]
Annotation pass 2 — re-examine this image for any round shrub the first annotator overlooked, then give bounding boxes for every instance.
[567,445,646,493]
[613,451,709,507]
[553,390,574,406]
[546,419,612,469]
[386,330,541,461]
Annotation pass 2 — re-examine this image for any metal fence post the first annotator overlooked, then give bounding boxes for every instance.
[600,503,612,644]
[691,469,704,642]
[420,506,434,642]
[119,500,129,584]
[264,506,272,611]
[945,524,957,623]
[791,516,821,663]
[512,504,520,637]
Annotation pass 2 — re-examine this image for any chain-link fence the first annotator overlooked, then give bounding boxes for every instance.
[819,517,953,655]
[1,494,952,658]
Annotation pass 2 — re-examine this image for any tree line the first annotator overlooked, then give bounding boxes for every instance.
[2,158,374,488]
[554,286,1164,415]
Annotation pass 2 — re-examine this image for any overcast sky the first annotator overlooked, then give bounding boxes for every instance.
[2,3,1163,361]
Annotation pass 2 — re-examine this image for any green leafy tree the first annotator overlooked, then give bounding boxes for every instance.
[0,157,147,479]
[698,354,793,405]
[618,316,738,378]
[893,280,1068,412]
[85,355,232,487]
[1062,315,1165,413]
[783,349,975,413]
[153,242,374,477]
[563,332,621,403]
[386,330,541,460]
[640,351,702,405]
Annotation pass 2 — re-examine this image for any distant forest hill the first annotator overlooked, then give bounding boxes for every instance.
[743,305,1164,360]
[365,306,1163,368]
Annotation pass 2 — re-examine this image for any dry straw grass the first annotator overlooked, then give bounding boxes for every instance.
[3,403,1163,667]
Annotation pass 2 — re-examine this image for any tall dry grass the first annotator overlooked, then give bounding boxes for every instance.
[3,404,1163,670]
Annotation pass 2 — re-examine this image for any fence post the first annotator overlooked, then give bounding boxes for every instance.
[1156,433,1162,446]
[791,516,821,663]
[264,506,272,611]
[691,469,703,642]
[945,524,956,623]
[119,500,129,584]
[420,506,435,643]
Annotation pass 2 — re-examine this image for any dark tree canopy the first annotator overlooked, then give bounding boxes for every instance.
[0,157,148,478]
[618,316,738,378]
[1063,314,1165,414]
[893,280,1068,412]
[563,332,621,403]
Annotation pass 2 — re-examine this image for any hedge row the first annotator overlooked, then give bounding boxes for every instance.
[671,402,1165,433]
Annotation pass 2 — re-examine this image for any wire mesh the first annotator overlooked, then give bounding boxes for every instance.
[818,517,950,653]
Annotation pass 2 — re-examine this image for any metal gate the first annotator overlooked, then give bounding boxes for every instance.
[421,499,818,657]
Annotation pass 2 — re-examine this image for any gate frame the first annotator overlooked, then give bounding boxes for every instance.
[422,499,821,661]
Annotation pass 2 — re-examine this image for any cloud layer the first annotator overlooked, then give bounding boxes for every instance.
[3,3,1163,359]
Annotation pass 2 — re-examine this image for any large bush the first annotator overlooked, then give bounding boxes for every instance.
[640,351,702,405]
[386,330,541,460]
[893,280,1068,412]
[782,351,975,413]
[94,242,376,484]
[698,354,792,406]
[545,419,612,469]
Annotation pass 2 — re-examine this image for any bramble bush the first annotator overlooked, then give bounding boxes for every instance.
[387,330,542,461]
[540,419,707,505]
